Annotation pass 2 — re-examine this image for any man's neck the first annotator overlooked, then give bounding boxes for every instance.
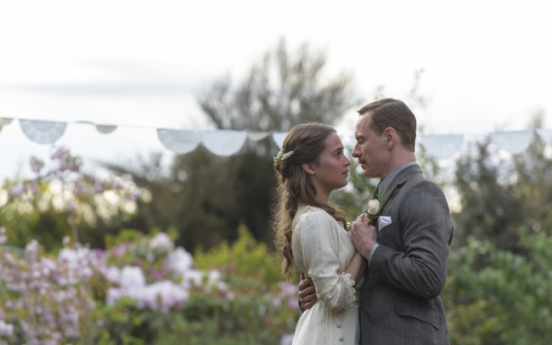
[381,155,416,180]
[378,160,417,196]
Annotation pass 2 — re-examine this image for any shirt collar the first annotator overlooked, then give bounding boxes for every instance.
[378,161,417,196]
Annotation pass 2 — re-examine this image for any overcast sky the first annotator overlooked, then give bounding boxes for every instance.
[1,0,551,180]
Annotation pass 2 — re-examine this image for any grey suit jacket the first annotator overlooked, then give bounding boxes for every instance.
[359,164,453,345]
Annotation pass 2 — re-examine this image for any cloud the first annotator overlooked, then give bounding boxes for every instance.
[5,83,201,97]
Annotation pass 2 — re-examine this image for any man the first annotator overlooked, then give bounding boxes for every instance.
[298,98,453,344]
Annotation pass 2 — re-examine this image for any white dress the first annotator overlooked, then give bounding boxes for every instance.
[291,205,361,345]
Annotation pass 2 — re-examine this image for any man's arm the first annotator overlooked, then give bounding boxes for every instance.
[298,273,317,310]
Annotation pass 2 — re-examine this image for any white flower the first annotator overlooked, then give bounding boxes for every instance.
[0,320,14,337]
[150,232,174,251]
[119,266,146,288]
[207,269,222,285]
[367,199,380,216]
[166,247,193,275]
[103,266,121,284]
[106,281,189,312]
[182,269,204,288]
[106,287,122,307]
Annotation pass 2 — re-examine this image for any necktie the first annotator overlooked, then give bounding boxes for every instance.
[373,181,382,200]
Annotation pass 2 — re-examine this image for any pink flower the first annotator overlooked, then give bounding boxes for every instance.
[280,333,294,345]
[278,282,298,295]
[285,298,300,310]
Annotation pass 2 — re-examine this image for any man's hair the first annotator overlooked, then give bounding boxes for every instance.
[357,98,417,151]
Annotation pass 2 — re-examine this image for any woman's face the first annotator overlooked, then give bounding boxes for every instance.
[308,132,351,199]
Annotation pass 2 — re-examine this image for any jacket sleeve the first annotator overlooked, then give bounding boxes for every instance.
[369,180,453,299]
[298,212,356,314]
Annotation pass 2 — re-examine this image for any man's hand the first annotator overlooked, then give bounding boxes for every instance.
[298,273,317,310]
[350,213,378,259]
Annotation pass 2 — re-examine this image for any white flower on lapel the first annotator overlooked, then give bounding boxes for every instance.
[367,199,380,216]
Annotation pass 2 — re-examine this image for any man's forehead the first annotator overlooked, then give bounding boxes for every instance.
[355,114,371,135]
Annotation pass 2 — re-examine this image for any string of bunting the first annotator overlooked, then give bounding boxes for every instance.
[1,117,551,158]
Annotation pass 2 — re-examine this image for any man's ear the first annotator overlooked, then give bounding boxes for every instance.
[302,163,316,175]
[383,127,397,147]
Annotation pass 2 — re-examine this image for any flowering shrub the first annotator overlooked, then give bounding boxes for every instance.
[0,237,101,344]
[181,226,299,343]
[0,228,300,344]
[0,149,301,344]
[0,146,142,250]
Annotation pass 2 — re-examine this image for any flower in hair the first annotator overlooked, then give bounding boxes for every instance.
[273,149,294,163]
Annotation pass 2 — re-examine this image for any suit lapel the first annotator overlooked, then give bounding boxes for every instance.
[380,164,423,212]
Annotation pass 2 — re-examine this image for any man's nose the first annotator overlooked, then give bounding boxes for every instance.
[352,145,360,157]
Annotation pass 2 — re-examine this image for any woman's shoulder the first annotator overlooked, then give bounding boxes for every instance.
[294,205,335,227]
[296,205,330,217]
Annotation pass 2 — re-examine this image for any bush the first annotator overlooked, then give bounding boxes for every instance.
[444,228,552,345]
[0,228,299,345]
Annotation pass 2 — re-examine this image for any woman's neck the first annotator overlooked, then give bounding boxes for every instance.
[315,191,330,204]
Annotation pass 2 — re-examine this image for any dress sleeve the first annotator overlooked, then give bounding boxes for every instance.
[298,211,356,314]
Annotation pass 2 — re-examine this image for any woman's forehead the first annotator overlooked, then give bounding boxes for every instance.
[324,132,343,149]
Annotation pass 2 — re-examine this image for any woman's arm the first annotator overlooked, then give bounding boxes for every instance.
[297,212,364,314]
[344,251,366,283]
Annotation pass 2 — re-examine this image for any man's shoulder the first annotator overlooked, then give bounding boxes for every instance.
[401,178,450,211]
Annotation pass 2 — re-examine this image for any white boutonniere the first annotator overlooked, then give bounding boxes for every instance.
[365,193,389,221]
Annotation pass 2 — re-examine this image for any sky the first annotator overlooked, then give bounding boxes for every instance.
[1,0,552,180]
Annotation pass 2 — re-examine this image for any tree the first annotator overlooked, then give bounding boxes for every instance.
[452,110,552,251]
[199,38,358,132]
[116,38,359,252]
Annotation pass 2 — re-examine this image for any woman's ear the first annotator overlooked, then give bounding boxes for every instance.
[302,163,316,175]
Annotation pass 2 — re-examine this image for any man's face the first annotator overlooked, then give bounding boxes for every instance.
[352,112,390,179]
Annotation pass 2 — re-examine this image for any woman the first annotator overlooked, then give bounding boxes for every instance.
[273,123,366,345]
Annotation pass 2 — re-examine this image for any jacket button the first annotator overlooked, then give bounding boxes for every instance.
[337,324,341,328]
[339,336,344,341]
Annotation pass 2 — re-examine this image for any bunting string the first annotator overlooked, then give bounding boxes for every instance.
[1,117,550,158]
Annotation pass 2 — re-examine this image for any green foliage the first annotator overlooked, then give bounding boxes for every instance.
[453,139,524,251]
[0,183,71,250]
[444,228,552,345]
[194,224,284,287]
[453,133,552,250]
[183,227,298,343]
